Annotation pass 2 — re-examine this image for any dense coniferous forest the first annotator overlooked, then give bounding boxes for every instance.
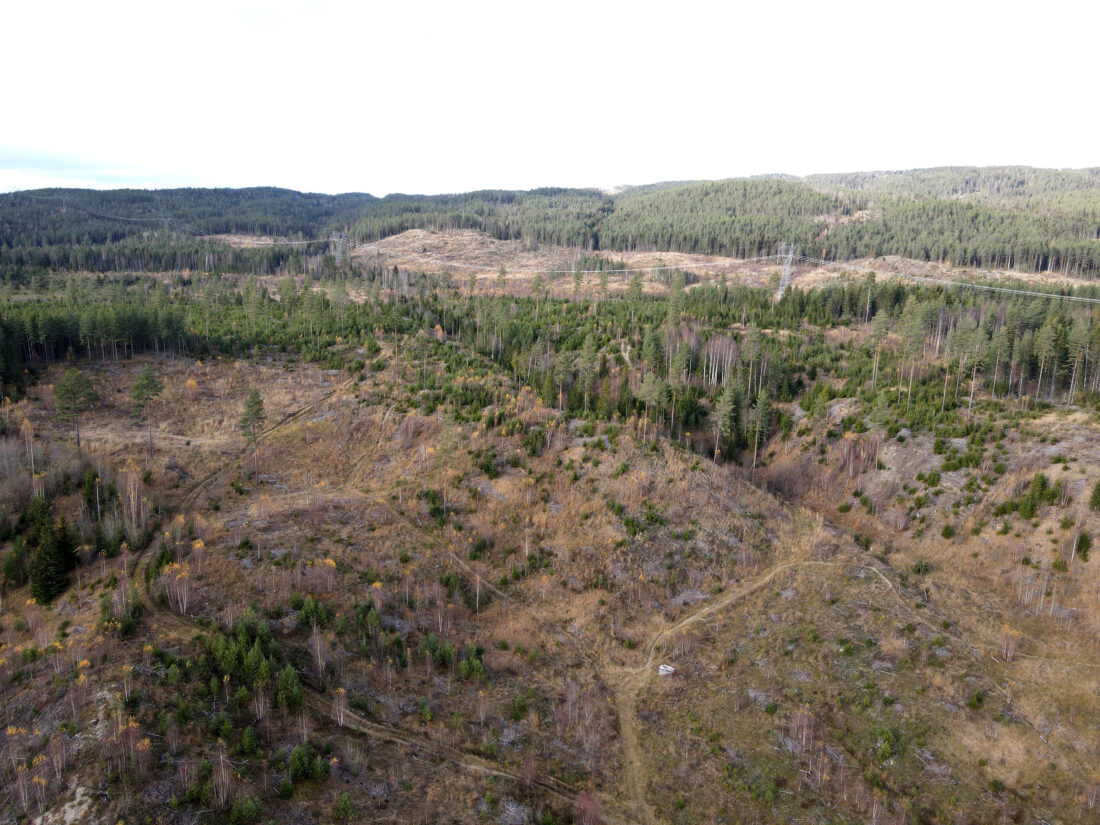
[0,188,375,275]
[4,166,1100,278]
[804,166,1100,212]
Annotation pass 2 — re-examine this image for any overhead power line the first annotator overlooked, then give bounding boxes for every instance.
[347,247,777,276]
[19,192,1100,298]
[22,192,331,244]
[19,192,782,274]
[25,192,214,236]
[789,254,1100,306]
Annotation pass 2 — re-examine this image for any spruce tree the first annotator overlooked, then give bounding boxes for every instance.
[30,518,78,604]
[553,356,572,412]
[638,373,665,441]
[578,334,598,413]
[642,328,663,374]
[239,389,267,480]
[276,665,303,711]
[616,374,634,419]
[712,378,738,462]
[54,368,97,460]
[1,538,29,588]
[334,791,355,823]
[751,391,771,482]
[667,271,685,322]
[540,369,555,409]
[132,364,164,464]
[596,376,615,419]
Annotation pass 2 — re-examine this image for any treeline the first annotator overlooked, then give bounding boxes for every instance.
[4,234,310,277]
[6,261,1100,482]
[0,270,414,388]
[0,279,191,378]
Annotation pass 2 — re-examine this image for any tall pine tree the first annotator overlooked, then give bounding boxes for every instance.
[239,389,267,480]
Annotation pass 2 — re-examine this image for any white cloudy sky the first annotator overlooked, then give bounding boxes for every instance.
[2,0,1097,195]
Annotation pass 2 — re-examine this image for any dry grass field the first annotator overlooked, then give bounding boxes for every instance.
[200,227,1100,297]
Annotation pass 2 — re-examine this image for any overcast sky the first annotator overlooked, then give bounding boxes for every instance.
[3,0,1097,195]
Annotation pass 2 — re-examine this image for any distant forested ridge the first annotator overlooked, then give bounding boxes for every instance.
[803,166,1100,211]
[344,188,611,249]
[0,187,375,275]
[2,167,1100,277]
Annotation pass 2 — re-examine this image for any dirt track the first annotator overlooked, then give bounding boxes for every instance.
[129,370,1095,823]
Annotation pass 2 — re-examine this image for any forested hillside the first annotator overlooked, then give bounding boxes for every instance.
[345,188,610,248]
[804,166,1100,213]
[598,179,855,258]
[0,188,375,275]
[3,167,1100,279]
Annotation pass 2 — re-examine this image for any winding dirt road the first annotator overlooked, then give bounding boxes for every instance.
[132,372,1064,824]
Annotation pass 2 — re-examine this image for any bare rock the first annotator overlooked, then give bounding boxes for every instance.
[671,589,707,607]
[747,689,772,710]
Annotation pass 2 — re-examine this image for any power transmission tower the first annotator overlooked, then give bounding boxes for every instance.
[331,232,347,264]
[775,243,797,299]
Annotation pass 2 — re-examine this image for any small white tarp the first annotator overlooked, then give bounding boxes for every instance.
[658,664,676,676]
